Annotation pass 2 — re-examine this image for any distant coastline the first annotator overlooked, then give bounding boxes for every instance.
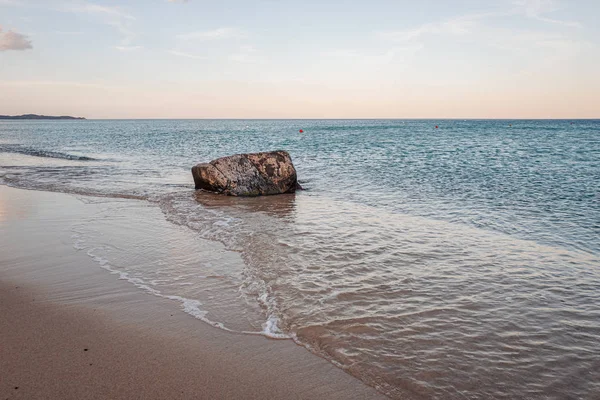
[0,114,86,120]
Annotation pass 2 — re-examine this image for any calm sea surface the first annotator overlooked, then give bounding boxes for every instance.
[1,119,599,399]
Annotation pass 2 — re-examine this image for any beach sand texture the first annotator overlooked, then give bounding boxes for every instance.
[0,186,385,400]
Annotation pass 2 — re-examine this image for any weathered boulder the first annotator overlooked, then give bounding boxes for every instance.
[192,151,300,196]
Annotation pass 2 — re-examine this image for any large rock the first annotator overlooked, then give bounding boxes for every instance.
[192,151,300,196]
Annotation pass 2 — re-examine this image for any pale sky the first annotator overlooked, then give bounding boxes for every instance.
[0,0,598,118]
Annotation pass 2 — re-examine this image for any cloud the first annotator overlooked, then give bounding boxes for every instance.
[379,1,580,43]
[54,30,84,35]
[63,2,138,46]
[65,3,135,20]
[228,45,263,64]
[512,0,581,27]
[171,28,256,63]
[0,26,32,51]
[167,0,189,2]
[168,50,206,59]
[374,1,589,80]
[115,45,143,51]
[177,27,245,41]
[377,12,498,43]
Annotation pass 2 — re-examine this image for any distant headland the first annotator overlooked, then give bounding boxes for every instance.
[0,114,86,120]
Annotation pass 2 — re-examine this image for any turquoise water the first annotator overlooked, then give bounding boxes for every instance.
[1,119,598,253]
[1,119,599,399]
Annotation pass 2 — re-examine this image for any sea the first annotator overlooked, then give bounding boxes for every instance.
[1,119,599,399]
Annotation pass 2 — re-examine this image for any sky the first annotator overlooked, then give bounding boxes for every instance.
[0,0,599,119]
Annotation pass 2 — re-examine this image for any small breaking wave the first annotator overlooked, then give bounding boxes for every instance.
[72,218,291,340]
[0,144,97,161]
[83,244,237,333]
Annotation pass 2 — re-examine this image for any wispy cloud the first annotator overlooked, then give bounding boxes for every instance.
[63,1,138,46]
[378,14,483,42]
[374,0,588,79]
[115,45,143,52]
[65,3,135,20]
[168,50,206,59]
[513,0,581,27]
[0,25,32,51]
[170,27,258,64]
[177,27,245,41]
[228,45,262,64]
[54,30,84,35]
[379,1,580,44]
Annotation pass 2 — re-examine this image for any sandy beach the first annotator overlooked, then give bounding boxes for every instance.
[0,185,385,400]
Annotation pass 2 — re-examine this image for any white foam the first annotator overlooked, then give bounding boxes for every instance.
[213,220,232,227]
[261,315,290,339]
[71,231,88,250]
[79,242,289,338]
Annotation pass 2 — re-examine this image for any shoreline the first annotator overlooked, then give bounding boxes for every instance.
[0,185,386,400]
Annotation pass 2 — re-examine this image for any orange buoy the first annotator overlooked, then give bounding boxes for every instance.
[299,129,304,133]
[435,125,438,129]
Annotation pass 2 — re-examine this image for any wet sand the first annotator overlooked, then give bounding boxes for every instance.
[0,186,385,400]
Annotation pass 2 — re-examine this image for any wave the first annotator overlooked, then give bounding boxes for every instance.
[70,205,291,340]
[0,144,97,161]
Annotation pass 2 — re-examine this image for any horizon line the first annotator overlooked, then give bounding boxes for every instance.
[3,117,598,121]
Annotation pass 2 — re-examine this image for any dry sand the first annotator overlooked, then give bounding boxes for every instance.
[0,186,386,400]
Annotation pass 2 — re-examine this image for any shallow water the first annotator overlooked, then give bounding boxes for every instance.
[1,119,599,398]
